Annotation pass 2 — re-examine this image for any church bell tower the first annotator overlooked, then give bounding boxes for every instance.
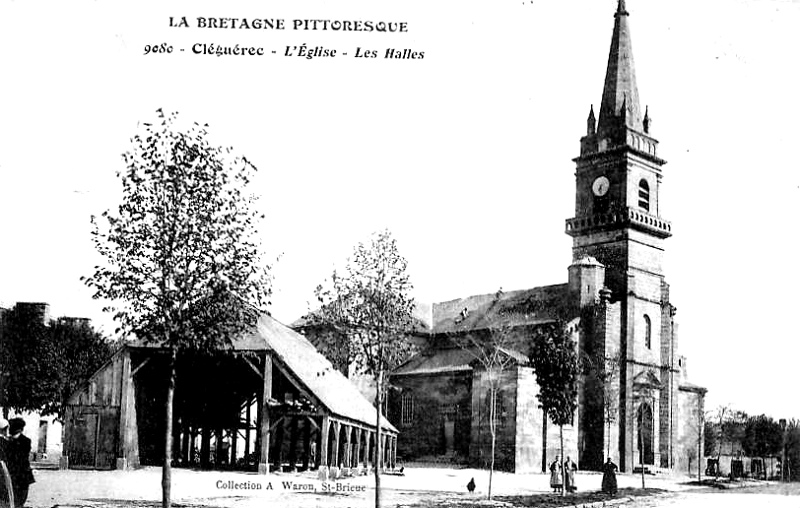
[566,0,677,472]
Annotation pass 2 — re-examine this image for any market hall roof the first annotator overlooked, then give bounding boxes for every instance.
[129,312,397,433]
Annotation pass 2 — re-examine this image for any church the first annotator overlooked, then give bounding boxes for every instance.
[386,0,706,475]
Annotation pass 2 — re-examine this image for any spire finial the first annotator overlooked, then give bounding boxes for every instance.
[587,105,596,135]
[643,105,651,133]
[617,0,628,16]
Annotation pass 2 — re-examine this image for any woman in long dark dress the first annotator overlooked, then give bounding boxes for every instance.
[601,457,618,495]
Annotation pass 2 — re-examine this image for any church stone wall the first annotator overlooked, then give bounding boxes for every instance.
[390,372,472,462]
[627,230,665,275]
[676,387,705,475]
[470,368,518,472]
[515,366,548,473]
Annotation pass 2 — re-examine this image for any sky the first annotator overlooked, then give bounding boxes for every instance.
[1,0,799,420]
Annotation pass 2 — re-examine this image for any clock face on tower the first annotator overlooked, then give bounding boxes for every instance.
[592,176,610,197]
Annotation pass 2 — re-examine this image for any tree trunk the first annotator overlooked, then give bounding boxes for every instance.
[559,425,565,497]
[541,406,548,473]
[162,347,177,508]
[374,369,383,508]
[697,427,702,482]
[640,418,645,489]
[488,388,495,500]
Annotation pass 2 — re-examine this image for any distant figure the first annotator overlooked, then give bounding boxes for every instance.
[6,418,34,508]
[549,456,563,493]
[466,477,476,493]
[601,457,618,496]
[563,456,578,493]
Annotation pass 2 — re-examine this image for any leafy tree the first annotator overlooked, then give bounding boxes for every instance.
[83,110,273,508]
[0,309,114,417]
[721,409,749,449]
[313,229,416,508]
[448,289,518,500]
[0,309,61,415]
[704,405,749,480]
[529,321,579,497]
[743,414,783,478]
[48,319,116,416]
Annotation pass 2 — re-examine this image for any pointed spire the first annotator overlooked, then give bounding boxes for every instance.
[587,105,596,135]
[598,0,643,135]
[643,105,651,133]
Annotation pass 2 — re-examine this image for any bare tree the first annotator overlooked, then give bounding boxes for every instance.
[448,289,519,500]
[707,404,730,480]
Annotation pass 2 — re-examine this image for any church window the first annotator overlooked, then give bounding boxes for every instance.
[644,314,652,349]
[401,392,414,425]
[638,179,650,211]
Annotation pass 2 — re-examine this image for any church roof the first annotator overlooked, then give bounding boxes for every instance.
[392,347,477,376]
[392,344,529,377]
[597,0,644,135]
[428,284,569,334]
[679,382,708,394]
[129,312,397,432]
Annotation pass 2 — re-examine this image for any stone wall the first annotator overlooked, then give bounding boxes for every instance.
[388,371,472,462]
[470,368,518,472]
[676,387,705,475]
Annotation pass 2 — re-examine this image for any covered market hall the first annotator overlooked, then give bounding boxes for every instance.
[64,312,398,474]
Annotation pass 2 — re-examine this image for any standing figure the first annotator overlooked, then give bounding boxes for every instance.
[0,418,12,508]
[5,418,34,508]
[563,456,578,493]
[601,457,618,495]
[549,456,563,493]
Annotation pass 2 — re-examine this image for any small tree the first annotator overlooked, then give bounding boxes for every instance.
[313,229,416,508]
[530,321,579,497]
[601,354,622,459]
[84,110,273,508]
[705,404,733,480]
[448,289,518,500]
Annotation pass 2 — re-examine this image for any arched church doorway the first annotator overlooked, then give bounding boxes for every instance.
[637,403,654,465]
